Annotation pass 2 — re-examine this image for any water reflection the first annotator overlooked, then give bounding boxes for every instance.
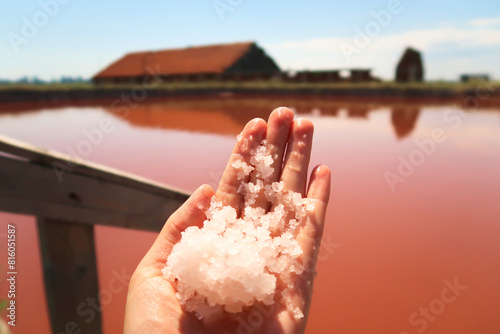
[0,97,499,334]
[391,107,421,139]
[347,106,370,119]
[314,106,340,117]
[2,97,497,144]
[97,98,427,139]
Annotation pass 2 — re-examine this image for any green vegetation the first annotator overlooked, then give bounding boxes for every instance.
[0,299,7,312]
[0,80,498,92]
[0,82,94,90]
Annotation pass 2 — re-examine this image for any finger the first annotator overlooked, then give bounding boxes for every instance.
[297,165,331,269]
[216,118,267,214]
[140,184,215,273]
[249,107,294,210]
[280,118,314,196]
[295,165,330,320]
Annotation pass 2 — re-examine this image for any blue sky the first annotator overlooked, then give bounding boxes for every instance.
[1,0,500,81]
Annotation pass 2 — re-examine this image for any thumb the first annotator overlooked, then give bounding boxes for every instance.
[139,184,215,273]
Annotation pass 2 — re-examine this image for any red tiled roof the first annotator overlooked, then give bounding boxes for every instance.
[94,42,255,78]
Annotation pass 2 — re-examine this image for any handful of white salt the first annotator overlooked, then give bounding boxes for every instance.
[163,139,315,321]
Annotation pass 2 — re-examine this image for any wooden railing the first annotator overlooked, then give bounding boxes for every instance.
[0,135,190,333]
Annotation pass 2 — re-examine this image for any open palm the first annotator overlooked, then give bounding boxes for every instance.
[124,107,331,334]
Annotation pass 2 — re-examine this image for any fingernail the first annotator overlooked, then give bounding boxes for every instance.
[249,118,262,129]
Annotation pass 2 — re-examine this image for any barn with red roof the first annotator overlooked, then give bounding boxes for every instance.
[93,41,281,84]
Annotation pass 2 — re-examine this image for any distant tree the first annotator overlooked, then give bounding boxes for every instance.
[395,47,424,83]
[32,76,46,84]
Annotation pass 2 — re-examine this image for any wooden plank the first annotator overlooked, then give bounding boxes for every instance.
[0,134,189,198]
[38,218,102,334]
[0,154,189,231]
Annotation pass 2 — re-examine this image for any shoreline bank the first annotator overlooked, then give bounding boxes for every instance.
[1,85,500,111]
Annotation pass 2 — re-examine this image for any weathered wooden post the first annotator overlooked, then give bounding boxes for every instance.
[0,135,190,333]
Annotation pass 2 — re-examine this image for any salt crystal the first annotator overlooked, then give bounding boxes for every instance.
[165,140,316,322]
[293,307,304,319]
[231,160,254,180]
[271,181,284,193]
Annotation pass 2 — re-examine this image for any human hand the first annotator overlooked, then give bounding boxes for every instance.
[124,107,331,334]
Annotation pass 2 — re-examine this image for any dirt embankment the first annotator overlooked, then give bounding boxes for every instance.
[1,86,500,112]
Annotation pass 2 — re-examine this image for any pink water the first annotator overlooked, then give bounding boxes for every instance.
[0,96,499,333]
